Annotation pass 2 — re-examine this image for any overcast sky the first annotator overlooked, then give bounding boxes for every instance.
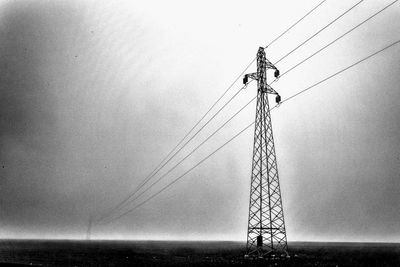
[0,0,399,242]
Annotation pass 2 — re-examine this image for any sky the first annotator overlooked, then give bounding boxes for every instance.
[0,0,399,242]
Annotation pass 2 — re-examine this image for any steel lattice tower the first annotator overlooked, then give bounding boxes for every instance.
[243,47,288,258]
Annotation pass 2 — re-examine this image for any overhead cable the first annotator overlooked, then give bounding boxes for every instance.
[101,38,400,224]
[274,0,365,64]
[94,0,333,224]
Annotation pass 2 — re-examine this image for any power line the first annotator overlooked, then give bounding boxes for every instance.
[281,39,400,105]
[266,0,328,48]
[101,39,400,224]
[274,0,365,65]
[100,121,257,225]
[131,0,328,196]
[94,0,332,224]
[147,57,255,176]
[112,0,400,217]
[99,94,257,224]
[95,82,250,223]
[278,0,399,78]
[97,6,378,222]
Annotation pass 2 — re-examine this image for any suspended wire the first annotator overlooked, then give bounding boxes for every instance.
[268,0,399,88]
[146,57,255,177]
[281,40,400,105]
[100,121,257,225]
[94,1,327,224]
[135,0,328,188]
[103,0,400,220]
[98,0,397,223]
[96,1,339,225]
[274,0,365,65]
[94,64,250,222]
[265,0,328,48]
[95,82,249,223]
[101,39,400,224]
[96,1,376,222]
[99,91,257,224]
[278,0,399,78]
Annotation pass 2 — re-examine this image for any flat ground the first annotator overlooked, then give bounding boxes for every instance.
[0,240,399,266]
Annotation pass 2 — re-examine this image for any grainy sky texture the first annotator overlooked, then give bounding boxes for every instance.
[0,0,399,242]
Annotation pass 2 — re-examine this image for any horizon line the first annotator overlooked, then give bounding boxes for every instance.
[1,238,399,244]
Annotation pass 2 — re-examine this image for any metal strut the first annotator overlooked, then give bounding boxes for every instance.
[244,47,288,259]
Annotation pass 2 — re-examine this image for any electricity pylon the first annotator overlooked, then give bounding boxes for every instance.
[243,47,288,258]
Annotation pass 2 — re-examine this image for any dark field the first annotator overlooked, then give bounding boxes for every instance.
[0,240,399,267]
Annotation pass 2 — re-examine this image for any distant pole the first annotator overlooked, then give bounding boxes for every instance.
[86,217,92,241]
[243,47,288,258]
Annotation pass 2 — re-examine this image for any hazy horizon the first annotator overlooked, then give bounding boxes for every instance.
[3,238,400,244]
